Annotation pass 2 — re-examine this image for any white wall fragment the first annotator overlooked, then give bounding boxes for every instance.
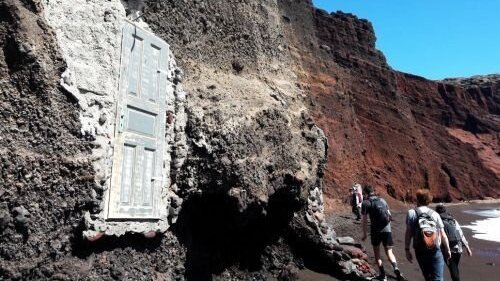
[42,0,187,237]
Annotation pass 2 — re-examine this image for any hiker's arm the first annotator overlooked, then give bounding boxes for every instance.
[440,228,452,260]
[456,221,472,256]
[464,243,472,256]
[404,226,413,263]
[361,214,368,241]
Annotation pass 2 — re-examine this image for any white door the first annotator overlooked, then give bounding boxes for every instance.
[107,22,169,219]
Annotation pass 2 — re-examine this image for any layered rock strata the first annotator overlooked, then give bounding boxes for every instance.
[278,0,499,205]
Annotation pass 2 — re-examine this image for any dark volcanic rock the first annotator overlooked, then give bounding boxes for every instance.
[0,1,185,280]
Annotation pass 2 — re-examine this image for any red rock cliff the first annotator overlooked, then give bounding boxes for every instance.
[279,0,499,207]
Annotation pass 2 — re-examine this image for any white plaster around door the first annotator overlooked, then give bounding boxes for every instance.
[107,21,169,220]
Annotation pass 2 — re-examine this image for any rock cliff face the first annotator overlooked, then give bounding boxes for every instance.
[278,0,499,206]
[1,0,357,280]
[142,1,367,279]
[0,0,498,280]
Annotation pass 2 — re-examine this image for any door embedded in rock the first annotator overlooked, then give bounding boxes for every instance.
[107,22,169,219]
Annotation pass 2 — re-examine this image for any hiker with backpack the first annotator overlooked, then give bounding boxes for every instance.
[361,185,407,281]
[436,204,472,281]
[351,183,363,220]
[405,189,452,281]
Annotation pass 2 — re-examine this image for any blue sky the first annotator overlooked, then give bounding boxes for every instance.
[312,0,500,80]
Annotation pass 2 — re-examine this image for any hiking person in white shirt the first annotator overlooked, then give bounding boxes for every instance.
[351,183,363,220]
[405,189,451,281]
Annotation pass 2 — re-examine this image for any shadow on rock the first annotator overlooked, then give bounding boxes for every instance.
[174,187,302,280]
[71,226,164,258]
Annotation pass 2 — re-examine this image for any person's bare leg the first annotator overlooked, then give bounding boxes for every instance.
[385,246,405,280]
[373,245,382,266]
[385,247,397,264]
[373,245,386,278]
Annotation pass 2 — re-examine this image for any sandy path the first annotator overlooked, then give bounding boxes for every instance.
[299,202,500,280]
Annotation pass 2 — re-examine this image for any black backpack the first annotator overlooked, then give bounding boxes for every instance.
[440,213,460,248]
[369,197,391,231]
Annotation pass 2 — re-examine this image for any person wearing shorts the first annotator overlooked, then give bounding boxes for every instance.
[370,231,394,248]
[362,185,407,281]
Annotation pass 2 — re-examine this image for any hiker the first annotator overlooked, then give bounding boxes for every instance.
[435,204,472,281]
[361,185,407,281]
[351,183,363,220]
[405,189,452,281]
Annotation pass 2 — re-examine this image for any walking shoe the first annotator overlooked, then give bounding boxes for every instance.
[396,274,408,281]
[370,275,387,281]
[394,269,408,281]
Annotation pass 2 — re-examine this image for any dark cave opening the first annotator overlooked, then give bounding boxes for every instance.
[173,187,303,280]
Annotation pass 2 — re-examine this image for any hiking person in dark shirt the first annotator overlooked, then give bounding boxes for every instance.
[361,185,407,281]
[435,204,472,281]
[405,189,451,281]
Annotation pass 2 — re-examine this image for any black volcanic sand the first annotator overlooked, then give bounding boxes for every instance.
[298,203,500,281]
